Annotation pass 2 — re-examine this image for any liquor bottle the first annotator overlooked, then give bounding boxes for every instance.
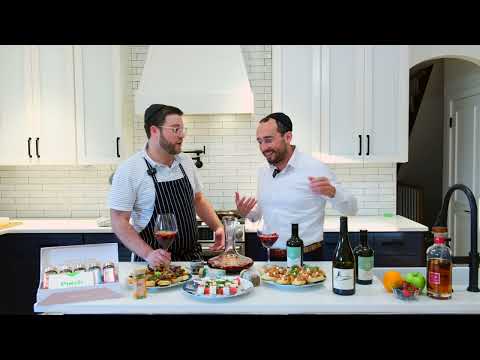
[286,224,304,267]
[354,230,374,285]
[426,236,452,300]
[332,216,355,295]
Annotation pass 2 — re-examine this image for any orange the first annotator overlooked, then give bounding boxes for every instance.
[383,271,403,293]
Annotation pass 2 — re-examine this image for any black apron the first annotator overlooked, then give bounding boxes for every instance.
[134,158,202,261]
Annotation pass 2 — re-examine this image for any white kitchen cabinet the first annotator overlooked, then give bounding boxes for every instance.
[0,45,127,166]
[272,45,320,154]
[74,45,126,164]
[0,46,34,165]
[363,45,408,163]
[272,45,409,164]
[319,45,364,163]
[0,46,76,165]
[31,46,77,164]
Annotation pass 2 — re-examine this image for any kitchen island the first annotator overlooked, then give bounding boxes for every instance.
[34,262,480,315]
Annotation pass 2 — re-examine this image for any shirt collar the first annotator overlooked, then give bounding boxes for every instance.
[142,142,180,169]
[268,145,300,173]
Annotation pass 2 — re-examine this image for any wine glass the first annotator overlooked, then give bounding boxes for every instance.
[154,213,178,252]
[256,218,279,264]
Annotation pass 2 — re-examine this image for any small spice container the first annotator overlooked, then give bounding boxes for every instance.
[87,263,103,284]
[73,264,86,273]
[102,262,117,283]
[59,265,73,274]
[42,266,58,289]
[133,268,147,299]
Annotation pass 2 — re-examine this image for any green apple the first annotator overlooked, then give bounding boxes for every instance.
[405,272,426,291]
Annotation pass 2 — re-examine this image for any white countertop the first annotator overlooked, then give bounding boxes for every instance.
[0,219,113,236]
[34,261,480,314]
[246,215,428,232]
[0,215,428,237]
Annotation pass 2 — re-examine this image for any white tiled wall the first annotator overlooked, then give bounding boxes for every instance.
[0,45,396,218]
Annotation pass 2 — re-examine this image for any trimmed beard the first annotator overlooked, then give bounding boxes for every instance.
[265,142,288,165]
[159,133,181,155]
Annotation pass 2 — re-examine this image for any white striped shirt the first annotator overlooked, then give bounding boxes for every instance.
[108,144,203,232]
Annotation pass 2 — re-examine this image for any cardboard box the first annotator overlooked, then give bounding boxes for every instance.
[36,243,123,304]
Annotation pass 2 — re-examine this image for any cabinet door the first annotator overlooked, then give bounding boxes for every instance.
[319,45,364,163]
[364,45,408,163]
[272,45,320,155]
[31,46,77,164]
[74,45,125,164]
[0,46,34,165]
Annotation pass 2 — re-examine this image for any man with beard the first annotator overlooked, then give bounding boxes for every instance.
[235,112,358,260]
[109,104,224,267]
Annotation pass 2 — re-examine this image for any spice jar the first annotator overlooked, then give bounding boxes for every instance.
[102,262,116,283]
[87,263,103,284]
[42,266,58,289]
[73,264,86,273]
[133,268,147,299]
[59,265,73,274]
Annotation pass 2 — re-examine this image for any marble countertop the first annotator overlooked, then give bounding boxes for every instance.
[0,215,428,237]
[33,261,480,314]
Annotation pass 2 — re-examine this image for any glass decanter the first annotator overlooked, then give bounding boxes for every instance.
[207,216,253,274]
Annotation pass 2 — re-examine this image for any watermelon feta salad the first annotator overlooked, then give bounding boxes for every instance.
[193,276,242,296]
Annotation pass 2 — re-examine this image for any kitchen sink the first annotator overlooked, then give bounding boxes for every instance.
[373,265,474,288]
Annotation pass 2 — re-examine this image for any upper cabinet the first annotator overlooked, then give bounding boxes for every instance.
[74,45,127,164]
[273,45,409,164]
[0,46,33,165]
[0,45,127,166]
[32,45,77,164]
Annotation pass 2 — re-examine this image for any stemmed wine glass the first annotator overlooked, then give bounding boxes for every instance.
[154,213,178,252]
[256,217,279,264]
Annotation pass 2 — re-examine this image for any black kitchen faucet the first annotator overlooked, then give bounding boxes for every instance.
[433,184,479,292]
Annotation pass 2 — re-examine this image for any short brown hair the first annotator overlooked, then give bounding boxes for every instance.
[144,104,183,138]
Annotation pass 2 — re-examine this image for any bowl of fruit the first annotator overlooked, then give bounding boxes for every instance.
[392,281,421,301]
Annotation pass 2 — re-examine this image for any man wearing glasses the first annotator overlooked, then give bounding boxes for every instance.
[109,104,224,268]
[235,112,358,261]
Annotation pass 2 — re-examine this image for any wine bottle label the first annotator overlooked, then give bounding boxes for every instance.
[287,246,301,267]
[358,256,373,281]
[332,268,354,290]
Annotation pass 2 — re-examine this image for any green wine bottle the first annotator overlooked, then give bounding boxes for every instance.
[286,224,303,267]
[354,230,374,285]
[332,216,355,295]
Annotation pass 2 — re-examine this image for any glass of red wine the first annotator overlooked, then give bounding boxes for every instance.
[257,219,279,264]
[154,213,178,252]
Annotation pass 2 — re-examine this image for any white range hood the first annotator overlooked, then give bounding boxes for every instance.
[135,45,254,115]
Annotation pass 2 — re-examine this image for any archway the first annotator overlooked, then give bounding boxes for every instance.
[398,50,480,257]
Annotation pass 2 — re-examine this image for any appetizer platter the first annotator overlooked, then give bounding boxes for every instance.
[127,265,191,290]
[260,264,326,288]
[182,276,254,299]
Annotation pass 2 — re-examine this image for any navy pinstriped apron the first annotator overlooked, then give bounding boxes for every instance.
[134,158,202,262]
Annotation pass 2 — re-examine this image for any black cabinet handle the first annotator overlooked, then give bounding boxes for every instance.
[380,241,404,247]
[116,137,120,158]
[27,137,32,158]
[358,135,362,156]
[366,134,370,156]
[35,137,40,158]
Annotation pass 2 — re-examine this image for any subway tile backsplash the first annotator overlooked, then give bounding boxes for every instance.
[0,45,396,218]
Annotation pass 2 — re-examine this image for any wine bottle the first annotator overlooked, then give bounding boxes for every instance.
[332,216,355,295]
[354,230,374,285]
[286,224,304,267]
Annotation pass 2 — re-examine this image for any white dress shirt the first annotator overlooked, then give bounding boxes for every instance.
[246,147,358,249]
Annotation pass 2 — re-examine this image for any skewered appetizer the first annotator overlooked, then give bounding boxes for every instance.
[192,276,242,296]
